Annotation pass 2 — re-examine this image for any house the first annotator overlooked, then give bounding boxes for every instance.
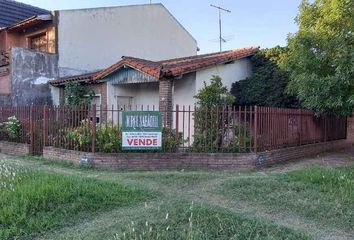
[0,1,197,106]
[49,46,259,126]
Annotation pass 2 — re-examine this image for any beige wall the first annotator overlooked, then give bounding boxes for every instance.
[57,4,197,76]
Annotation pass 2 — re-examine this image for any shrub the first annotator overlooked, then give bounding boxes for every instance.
[0,116,21,142]
[96,125,122,153]
[66,123,181,153]
[67,120,92,151]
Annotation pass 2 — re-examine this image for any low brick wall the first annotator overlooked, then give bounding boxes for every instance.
[43,139,351,170]
[43,147,257,170]
[0,141,30,155]
[263,139,351,165]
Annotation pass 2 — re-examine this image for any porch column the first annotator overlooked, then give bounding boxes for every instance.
[159,79,173,128]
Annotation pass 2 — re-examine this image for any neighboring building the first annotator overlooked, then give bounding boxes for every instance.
[50,47,258,126]
[0,0,51,105]
[0,1,197,105]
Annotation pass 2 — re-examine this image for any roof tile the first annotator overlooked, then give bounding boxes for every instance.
[50,46,259,86]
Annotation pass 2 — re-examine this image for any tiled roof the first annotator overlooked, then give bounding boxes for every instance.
[0,0,49,28]
[50,47,259,86]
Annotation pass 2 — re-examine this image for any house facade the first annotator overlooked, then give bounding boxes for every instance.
[0,1,197,106]
[50,47,259,126]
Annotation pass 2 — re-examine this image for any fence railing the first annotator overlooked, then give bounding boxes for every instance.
[0,105,347,155]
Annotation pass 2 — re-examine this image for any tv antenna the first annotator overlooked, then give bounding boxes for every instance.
[210,4,231,52]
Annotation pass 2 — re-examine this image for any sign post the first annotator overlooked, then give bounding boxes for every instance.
[122,111,162,150]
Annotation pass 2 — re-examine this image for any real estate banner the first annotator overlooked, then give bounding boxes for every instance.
[122,111,162,150]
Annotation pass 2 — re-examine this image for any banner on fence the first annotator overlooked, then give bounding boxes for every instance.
[122,111,162,150]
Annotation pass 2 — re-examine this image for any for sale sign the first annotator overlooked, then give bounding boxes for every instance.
[122,111,162,150]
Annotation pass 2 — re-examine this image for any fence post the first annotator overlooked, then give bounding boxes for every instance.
[175,104,179,142]
[43,105,49,147]
[29,105,34,154]
[92,104,97,153]
[324,117,327,142]
[254,106,258,152]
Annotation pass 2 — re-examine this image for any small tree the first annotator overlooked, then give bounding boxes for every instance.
[193,76,235,152]
[65,82,95,105]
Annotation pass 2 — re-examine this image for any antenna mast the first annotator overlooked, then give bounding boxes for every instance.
[210,4,231,52]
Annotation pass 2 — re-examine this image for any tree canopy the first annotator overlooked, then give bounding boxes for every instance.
[231,47,300,108]
[283,0,354,116]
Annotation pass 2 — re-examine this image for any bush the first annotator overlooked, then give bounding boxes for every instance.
[96,125,122,153]
[66,123,181,153]
[67,120,93,151]
[0,116,21,142]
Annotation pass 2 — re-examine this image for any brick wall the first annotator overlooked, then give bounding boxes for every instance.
[159,79,173,127]
[43,139,351,170]
[0,141,30,155]
[263,140,352,165]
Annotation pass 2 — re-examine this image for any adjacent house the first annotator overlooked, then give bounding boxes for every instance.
[49,46,259,125]
[0,1,197,105]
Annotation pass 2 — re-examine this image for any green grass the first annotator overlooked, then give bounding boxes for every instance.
[2,154,354,239]
[112,200,310,240]
[0,162,153,240]
[221,166,354,231]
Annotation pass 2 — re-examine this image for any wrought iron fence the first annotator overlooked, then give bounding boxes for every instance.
[0,105,347,155]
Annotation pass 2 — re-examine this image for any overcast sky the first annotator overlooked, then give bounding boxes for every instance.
[20,0,302,53]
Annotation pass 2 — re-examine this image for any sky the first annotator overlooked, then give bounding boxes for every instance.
[19,0,302,53]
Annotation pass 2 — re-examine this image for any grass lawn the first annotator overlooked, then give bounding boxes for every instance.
[1,154,354,239]
[0,160,153,240]
[221,166,354,232]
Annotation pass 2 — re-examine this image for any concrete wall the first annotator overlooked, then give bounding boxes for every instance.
[196,58,253,95]
[11,47,58,105]
[57,4,197,76]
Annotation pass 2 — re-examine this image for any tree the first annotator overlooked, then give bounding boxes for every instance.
[193,76,235,152]
[64,82,95,105]
[283,0,354,116]
[194,75,235,108]
[231,47,300,108]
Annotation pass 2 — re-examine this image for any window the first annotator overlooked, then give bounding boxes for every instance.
[29,33,47,52]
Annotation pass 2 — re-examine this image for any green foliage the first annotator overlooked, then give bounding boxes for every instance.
[231,47,300,108]
[193,76,238,152]
[0,163,152,240]
[65,82,95,105]
[194,75,235,108]
[67,120,93,150]
[96,125,122,153]
[162,128,182,152]
[0,116,21,141]
[283,0,354,115]
[67,122,181,153]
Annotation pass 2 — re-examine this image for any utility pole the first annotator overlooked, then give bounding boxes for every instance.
[210,4,231,52]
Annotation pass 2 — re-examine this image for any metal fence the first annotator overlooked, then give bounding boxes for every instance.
[0,105,347,155]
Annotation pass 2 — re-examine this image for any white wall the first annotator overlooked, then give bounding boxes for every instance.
[57,4,197,76]
[196,58,253,95]
[173,72,196,108]
[107,81,159,122]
